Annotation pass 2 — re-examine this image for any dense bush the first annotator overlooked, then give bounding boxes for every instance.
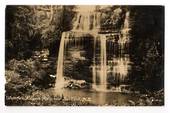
[5,57,56,96]
[5,6,76,61]
[129,6,164,91]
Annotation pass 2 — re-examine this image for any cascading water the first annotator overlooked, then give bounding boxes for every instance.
[55,6,131,92]
[55,32,67,89]
[72,6,100,33]
[120,11,130,44]
[92,36,97,89]
[99,35,107,90]
[55,6,100,90]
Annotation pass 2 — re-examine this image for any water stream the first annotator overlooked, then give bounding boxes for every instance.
[55,6,131,92]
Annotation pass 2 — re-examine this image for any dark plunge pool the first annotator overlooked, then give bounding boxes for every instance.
[49,88,139,106]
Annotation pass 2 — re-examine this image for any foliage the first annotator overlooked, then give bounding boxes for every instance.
[100,6,128,31]
[129,6,164,91]
[5,57,56,96]
[5,5,75,61]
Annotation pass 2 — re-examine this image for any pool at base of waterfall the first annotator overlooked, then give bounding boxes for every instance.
[49,88,139,106]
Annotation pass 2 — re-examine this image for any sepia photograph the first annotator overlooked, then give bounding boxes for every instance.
[5,5,164,106]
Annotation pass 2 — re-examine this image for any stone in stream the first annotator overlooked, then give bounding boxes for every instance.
[128,100,135,106]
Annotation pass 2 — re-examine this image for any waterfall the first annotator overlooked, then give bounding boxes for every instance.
[72,6,100,32]
[111,11,131,87]
[99,35,107,90]
[120,11,131,44]
[55,6,131,92]
[92,35,108,91]
[92,36,97,89]
[55,32,67,89]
